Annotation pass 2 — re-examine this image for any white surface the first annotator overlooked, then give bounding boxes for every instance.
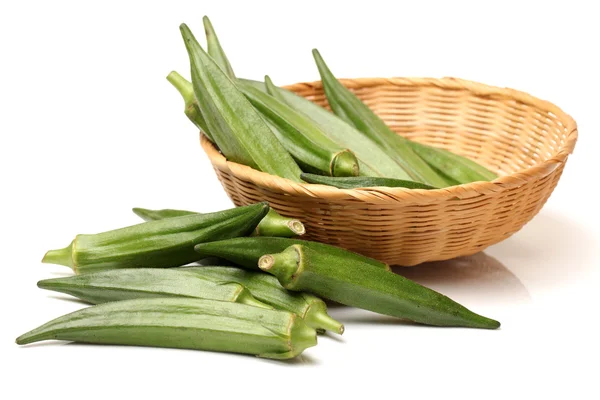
[1,1,598,399]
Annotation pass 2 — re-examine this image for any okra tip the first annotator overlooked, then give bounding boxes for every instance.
[202,15,214,36]
[305,303,345,335]
[42,242,75,271]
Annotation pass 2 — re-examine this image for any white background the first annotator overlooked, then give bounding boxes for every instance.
[1,1,598,399]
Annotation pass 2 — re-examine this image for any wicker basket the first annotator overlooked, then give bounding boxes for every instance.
[200,77,577,266]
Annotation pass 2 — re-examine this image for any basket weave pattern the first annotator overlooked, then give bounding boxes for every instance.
[201,77,577,266]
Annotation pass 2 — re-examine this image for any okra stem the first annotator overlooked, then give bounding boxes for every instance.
[166,71,214,142]
[166,70,194,103]
[254,209,305,237]
[42,242,74,270]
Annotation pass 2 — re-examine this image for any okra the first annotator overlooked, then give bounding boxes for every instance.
[166,71,214,142]
[408,141,498,184]
[37,268,271,309]
[240,79,410,179]
[132,207,305,238]
[239,79,359,177]
[202,16,236,79]
[42,202,269,274]
[194,237,390,271]
[180,24,303,182]
[182,266,344,334]
[312,49,450,187]
[16,298,317,360]
[301,173,436,190]
[259,244,501,329]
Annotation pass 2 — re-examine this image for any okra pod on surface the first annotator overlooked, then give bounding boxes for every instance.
[181,266,344,334]
[312,49,450,187]
[301,173,436,190]
[132,207,305,238]
[239,79,359,177]
[193,237,390,271]
[16,298,317,360]
[180,24,303,182]
[240,79,409,179]
[37,268,271,309]
[259,244,501,329]
[42,203,269,274]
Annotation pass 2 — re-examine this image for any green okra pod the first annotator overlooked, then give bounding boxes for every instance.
[16,298,317,360]
[132,207,305,238]
[202,16,236,79]
[239,79,359,177]
[312,49,450,187]
[180,24,303,182]
[181,266,343,334]
[166,71,214,142]
[240,79,409,179]
[42,202,269,274]
[37,268,271,309]
[407,141,498,184]
[194,237,390,271]
[301,173,436,190]
[259,244,501,330]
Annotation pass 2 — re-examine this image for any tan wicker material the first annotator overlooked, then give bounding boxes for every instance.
[200,77,578,266]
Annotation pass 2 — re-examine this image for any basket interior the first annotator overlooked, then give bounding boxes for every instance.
[290,81,572,177]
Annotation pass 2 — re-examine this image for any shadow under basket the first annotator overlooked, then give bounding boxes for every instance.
[200,77,578,266]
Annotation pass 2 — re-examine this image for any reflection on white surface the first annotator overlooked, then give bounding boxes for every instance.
[393,252,531,306]
[485,210,597,293]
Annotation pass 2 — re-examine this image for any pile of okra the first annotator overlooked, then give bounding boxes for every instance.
[16,18,500,360]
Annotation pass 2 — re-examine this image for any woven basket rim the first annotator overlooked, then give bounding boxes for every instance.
[201,76,578,203]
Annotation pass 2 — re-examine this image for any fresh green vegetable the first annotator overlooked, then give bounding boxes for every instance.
[16,298,317,360]
[194,237,390,271]
[166,71,214,142]
[300,173,436,190]
[241,79,410,179]
[312,49,450,187]
[42,203,269,274]
[182,266,343,334]
[239,79,359,177]
[202,16,236,79]
[132,207,305,238]
[259,244,501,329]
[408,141,498,183]
[180,24,303,181]
[37,268,271,309]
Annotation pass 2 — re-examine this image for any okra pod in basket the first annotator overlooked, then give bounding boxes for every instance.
[240,78,410,179]
[239,79,359,177]
[312,49,450,187]
[180,24,303,181]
